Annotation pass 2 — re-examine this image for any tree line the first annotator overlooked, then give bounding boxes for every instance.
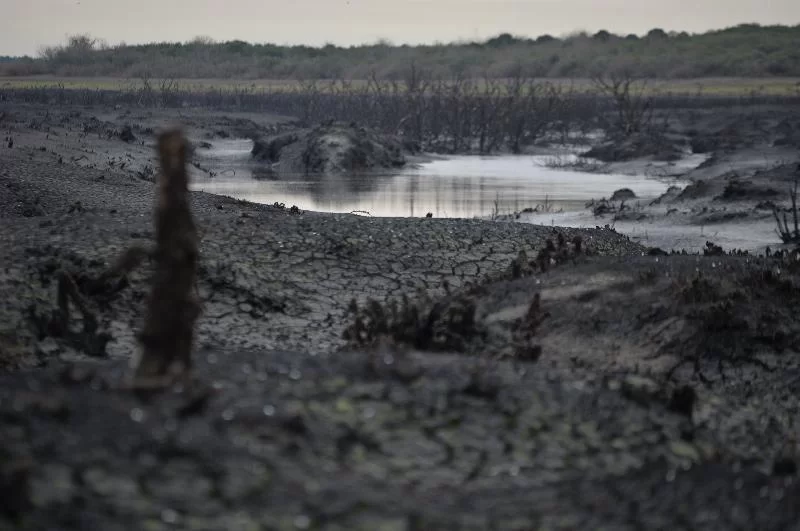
[2,24,800,79]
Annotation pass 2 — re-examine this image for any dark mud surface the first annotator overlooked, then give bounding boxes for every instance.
[2,102,800,530]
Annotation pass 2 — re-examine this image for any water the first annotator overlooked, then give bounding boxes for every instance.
[190,139,684,218]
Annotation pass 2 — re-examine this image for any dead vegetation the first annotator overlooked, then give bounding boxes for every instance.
[773,172,800,245]
[32,130,201,387]
[342,291,484,354]
[663,263,800,382]
[342,231,585,359]
[342,287,549,363]
[37,271,111,358]
[590,73,653,137]
[24,247,132,360]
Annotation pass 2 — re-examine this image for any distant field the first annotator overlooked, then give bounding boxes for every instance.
[0,77,302,92]
[2,76,800,96]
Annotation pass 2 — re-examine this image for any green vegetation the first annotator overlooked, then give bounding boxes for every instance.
[2,24,800,79]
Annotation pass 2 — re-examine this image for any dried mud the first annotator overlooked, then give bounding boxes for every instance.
[1,102,800,530]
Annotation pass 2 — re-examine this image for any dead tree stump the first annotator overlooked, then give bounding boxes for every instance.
[131,129,201,386]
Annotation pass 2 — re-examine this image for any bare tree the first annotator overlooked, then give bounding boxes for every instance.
[590,72,653,136]
[774,173,800,244]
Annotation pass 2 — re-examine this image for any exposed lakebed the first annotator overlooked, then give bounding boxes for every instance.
[191,139,685,218]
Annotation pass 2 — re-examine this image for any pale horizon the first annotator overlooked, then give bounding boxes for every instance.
[3,0,800,56]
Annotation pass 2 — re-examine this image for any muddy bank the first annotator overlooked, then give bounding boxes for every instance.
[581,131,685,163]
[251,122,407,174]
[517,105,800,253]
[2,101,800,530]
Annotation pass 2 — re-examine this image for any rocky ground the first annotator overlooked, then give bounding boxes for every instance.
[1,102,800,530]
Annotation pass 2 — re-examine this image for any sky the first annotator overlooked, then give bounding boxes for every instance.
[2,0,800,56]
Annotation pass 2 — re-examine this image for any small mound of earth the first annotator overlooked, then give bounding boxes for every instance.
[676,179,714,201]
[610,188,637,201]
[650,185,683,205]
[252,122,406,174]
[690,119,766,154]
[581,132,683,163]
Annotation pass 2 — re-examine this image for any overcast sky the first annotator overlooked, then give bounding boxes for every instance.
[2,0,799,56]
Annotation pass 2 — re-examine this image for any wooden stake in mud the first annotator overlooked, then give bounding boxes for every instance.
[131,129,201,386]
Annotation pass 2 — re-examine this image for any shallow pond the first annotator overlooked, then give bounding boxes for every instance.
[190,139,685,218]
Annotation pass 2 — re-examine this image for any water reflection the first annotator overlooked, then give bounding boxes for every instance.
[190,140,682,218]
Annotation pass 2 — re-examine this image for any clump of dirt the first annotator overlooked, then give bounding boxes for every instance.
[582,132,683,162]
[252,122,406,173]
[611,188,637,201]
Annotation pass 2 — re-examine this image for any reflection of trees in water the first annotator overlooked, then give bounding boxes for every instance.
[409,173,418,217]
[252,167,397,206]
[303,173,394,207]
[267,172,511,218]
[243,163,597,218]
[303,173,496,218]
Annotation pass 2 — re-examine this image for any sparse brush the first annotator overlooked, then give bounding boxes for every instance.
[343,291,482,353]
[590,73,653,137]
[703,241,724,256]
[512,293,549,361]
[344,273,551,361]
[665,266,800,382]
[773,173,800,245]
[530,231,585,273]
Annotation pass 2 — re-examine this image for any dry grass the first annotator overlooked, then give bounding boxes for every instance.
[2,76,799,96]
